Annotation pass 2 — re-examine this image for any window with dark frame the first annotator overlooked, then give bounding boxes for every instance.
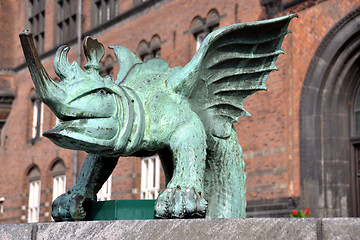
[92,0,119,27]
[0,197,4,214]
[0,119,5,145]
[0,90,15,146]
[26,0,46,54]
[134,0,150,6]
[352,88,360,216]
[99,55,115,78]
[30,90,43,143]
[54,0,77,46]
[354,90,360,136]
[261,0,308,18]
[138,35,161,62]
[281,0,307,9]
[190,10,220,51]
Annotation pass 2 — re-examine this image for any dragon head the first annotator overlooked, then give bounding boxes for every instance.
[20,31,124,155]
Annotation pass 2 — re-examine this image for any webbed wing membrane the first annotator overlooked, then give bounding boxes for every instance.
[172,14,297,138]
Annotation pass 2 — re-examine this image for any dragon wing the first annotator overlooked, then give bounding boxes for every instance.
[168,14,297,138]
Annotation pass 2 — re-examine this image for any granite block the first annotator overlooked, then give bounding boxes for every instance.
[35,218,320,240]
[0,223,34,240]
[322,218,360,240]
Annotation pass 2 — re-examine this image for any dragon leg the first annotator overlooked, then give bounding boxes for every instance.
[155,116,208,218]
[52,153,118,221]
[204,125,246,218]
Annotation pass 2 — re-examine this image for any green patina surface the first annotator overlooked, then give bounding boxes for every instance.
[20,14,297,221]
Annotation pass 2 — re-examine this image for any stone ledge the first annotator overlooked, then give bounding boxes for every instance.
[0,218,359,240]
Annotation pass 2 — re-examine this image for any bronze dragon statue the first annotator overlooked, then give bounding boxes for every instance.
[20,14,296,221]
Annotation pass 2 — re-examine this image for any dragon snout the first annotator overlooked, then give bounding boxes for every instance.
[44,116,119,154]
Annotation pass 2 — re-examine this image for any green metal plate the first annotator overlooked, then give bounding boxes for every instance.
[88,200,156,220]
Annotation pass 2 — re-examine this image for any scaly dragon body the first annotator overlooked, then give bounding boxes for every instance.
[20,14,297,221]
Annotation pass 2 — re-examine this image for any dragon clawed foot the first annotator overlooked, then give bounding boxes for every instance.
[52,191,93,221]
[155,186,207,219]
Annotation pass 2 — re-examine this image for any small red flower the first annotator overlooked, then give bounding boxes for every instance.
[304,208,310,216]
[291,210,298,215]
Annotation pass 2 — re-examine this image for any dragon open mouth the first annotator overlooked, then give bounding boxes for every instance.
[57,115,108,122]
[43,116,119,153]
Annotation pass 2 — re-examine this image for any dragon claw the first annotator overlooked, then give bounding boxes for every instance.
[69,193,89,221]
[155,186,207,219]
[51,191,92,221]
[52,193,72,222]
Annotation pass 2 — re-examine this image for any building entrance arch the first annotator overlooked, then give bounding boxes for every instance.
[300,7,360,217]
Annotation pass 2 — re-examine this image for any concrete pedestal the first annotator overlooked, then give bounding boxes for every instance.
[1,218,359,240]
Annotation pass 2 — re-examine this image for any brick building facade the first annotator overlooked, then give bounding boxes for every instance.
[1,0,360,224]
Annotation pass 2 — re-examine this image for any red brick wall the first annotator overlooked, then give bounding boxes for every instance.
[0,0,17,69]
[238,0,360,202]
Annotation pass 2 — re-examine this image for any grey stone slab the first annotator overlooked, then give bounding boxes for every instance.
[322,218,360,240]
[0,223,34,240]
[36,218,320,240]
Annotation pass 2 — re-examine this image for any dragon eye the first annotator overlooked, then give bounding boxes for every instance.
[97,89,108,95]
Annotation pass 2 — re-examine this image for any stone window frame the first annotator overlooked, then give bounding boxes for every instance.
[190,9,220,51]
[138,35,162,62]
[91,0,119,27]
[27,166,41,223]
[140,155,161,199]
[26,0,46,54]
[30,89,43,144]
[54,0,78,46]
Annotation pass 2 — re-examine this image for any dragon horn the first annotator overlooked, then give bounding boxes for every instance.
[54,45,71,79]
[19,30,62,104]
[83,36,104,71]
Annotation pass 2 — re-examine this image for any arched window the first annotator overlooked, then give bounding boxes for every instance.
[51,160,66,201]
[150,35,161,59]
[190,10,220,51]
[30,89,43,143]
[138,35,162,62]
[27,166,41,223]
